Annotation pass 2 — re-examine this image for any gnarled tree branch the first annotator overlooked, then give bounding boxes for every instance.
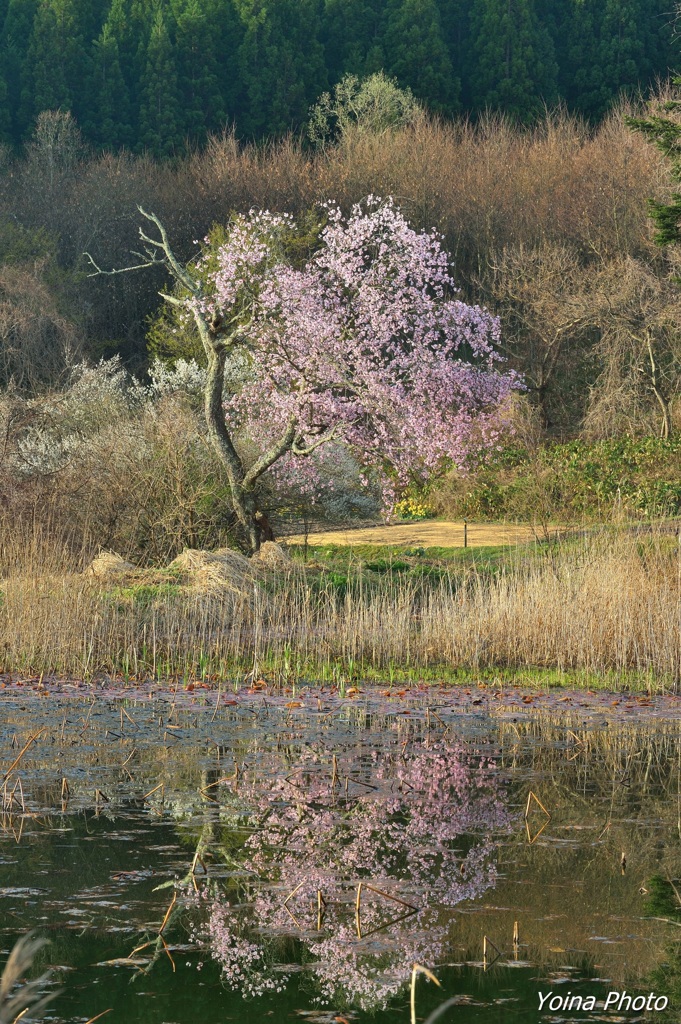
[242,417,297,490]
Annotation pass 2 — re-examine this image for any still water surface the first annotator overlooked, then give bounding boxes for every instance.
[1,683,680,1023]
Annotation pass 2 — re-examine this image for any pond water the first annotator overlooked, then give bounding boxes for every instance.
[1,682,681,1023]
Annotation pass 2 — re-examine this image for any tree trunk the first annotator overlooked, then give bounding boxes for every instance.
[122,210,285,555]
[653,387,673,440]
[202,345,264,553]
[647,336,673,441]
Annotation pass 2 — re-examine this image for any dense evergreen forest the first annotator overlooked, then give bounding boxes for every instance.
[0,0,677,153]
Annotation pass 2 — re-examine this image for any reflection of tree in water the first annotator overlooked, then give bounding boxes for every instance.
[185,741,512,1010]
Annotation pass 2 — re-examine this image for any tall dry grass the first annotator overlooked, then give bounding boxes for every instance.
[0,934,54,1024]
[1,527,679,686]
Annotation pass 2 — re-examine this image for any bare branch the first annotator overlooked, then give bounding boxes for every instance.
[159,291,185,306]
[137,207,198,295]
[242,417,297,490]
[138,230,166,250]
[84,251,158,278]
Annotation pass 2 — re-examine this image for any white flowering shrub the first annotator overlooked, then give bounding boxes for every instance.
[0,356,238,561]
[48,356,143,422]
[313,444,381,523]
[147,357,206,399]
[12,357,146,478]
[0,352,383,560]
[15,428,82,475]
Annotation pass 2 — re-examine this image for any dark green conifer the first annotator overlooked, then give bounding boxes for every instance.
[628,80,681,247]
[435,0,470,105]
[171,0,231,142]
[3,0,38,137]
[558,0,602,116]
[384,0,458,113]
[235,0,327,137]
[467,0,558,120]
[561,0,674,120]
[322,0,386,82]
[0,69,11,144]
[138,3,183,156]
[102,0,152,104]
[23,0,92,125]
[89,20,132,147]
[598,0,667,109]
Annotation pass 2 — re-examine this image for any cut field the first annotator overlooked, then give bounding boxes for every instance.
[287,520,548,548]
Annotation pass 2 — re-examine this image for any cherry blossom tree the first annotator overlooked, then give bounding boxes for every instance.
[88,198,519,552]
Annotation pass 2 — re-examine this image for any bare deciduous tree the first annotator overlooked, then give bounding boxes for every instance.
[585,257,681,439]
[87,207,269,551]
[480,242,596,429]
[0,263,82,390]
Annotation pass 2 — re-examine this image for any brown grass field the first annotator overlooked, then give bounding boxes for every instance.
[1,522,679,686]
[288,520,547,547]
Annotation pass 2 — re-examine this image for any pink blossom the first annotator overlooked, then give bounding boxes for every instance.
[191,198,521,511]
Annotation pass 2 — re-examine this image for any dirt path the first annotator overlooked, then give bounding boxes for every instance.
[287,520,547,548]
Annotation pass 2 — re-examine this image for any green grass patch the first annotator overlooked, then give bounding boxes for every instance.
[287,537,565,588]
[110,581,183,610]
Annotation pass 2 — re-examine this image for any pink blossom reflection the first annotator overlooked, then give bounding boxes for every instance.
[186,740,512,1011]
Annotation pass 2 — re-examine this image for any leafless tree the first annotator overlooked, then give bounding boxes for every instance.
[0,263,82,390]
[480,242,597,429]
[585,257,681,439]
[86,209,283,553]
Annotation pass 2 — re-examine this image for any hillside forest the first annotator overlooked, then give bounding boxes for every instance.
[0,0,677,154]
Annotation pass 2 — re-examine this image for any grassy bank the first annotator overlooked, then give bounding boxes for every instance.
[431,437,681,525]
[0,525,679,691]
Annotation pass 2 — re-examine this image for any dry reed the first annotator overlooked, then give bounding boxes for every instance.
[0,934,55,1024]
[0,527,679,686]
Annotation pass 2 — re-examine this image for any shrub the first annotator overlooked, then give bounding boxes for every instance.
[431,437,681,523]
[394,497,433,520]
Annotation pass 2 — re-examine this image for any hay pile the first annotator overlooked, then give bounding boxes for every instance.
[85,551,137,579]
[83,543,291,594]
[168,547,252,592]
[249,541,291,568]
